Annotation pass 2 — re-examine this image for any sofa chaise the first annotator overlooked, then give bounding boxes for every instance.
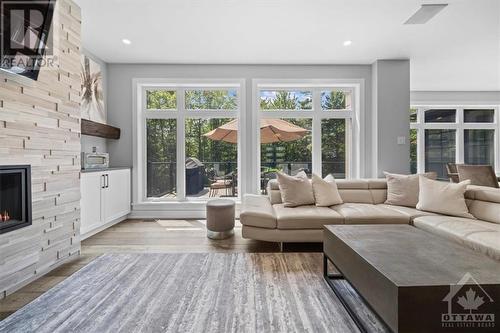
[240,178,500,261]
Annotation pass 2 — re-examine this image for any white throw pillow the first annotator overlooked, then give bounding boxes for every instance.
[416,176,474,218]
[276,171,315,207]
[384,171,437,208]
[311,173,343,207]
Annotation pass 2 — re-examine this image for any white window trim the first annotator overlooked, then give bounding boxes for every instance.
[252,79,364,193]
[132,78,246,206]
[410,105,500,175]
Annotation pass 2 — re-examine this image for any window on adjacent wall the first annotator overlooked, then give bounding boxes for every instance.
[140,83,241,201]
[410,106,499,179]
[258,84,356,192]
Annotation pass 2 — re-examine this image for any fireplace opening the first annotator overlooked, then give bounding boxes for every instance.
[0,165,32,234]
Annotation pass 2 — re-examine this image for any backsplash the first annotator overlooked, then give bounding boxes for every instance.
[81,135,108,154]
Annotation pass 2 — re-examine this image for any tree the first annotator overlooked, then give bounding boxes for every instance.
[185,90,237,109]
[322,91,346,109]
[146,119,177,196]
[146,90,176,109]
[260,91,312,173]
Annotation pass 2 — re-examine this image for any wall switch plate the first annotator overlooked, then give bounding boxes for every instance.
[397,136,406,145]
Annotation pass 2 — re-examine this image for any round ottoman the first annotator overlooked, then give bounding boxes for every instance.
[206,199,235,240]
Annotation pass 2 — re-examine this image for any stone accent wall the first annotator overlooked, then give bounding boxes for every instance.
[0,0,81,298]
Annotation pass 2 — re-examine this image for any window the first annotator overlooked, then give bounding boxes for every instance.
[425,129,456,179]
[146,119,177,197]
[464,109,495,123]
[257,83,358,192]
[185,90,237,110]
[146,90,176,109]
[260,90,312,110]
[137,81,242,202]
[321,90,352,110]
[409,128,417,174]
[464,129,495,165]
[410,106,499,179]
[424,109,456,123]
[322,119,348,178]
[135,79,361,204]
[260,118,312,178]
[185,118,237,197]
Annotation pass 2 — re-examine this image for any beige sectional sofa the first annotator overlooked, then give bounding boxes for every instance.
[240,178,500,261]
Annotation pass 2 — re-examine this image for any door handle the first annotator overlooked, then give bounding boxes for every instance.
[105,174,109,188]
[101,174,106,189]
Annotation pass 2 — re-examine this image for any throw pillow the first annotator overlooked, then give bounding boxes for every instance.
[311,173,343,207]
[384,172,437,208]
[276,171,315,207]
[416,176,474,218]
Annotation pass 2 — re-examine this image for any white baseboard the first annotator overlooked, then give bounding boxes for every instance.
[81,214,129,240]
[129,201,241,219]
[128,210,206,219]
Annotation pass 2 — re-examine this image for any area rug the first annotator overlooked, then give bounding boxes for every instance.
[0,253,383,333]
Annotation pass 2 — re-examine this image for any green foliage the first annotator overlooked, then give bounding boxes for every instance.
[260,91,312,110]
[146,119,177,196]
[410,108,417,123]
[185,118,237,175]
[146,89,351,195]
[146,90,176,109]
[322,91,346,110]
[321,119,346,177]
[410,129,417,173]
[185,90,237,109]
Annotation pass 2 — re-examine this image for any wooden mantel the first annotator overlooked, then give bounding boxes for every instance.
[81,119,121,140]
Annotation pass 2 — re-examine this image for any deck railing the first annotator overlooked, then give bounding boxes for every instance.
[146,160,346,197]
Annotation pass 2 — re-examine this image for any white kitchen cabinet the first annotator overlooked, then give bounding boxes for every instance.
[80,168,131,239]
[80,171,104,235]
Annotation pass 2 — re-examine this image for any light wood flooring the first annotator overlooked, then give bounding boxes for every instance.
[0,219,320,320]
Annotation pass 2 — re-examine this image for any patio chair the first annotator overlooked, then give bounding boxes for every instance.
[207,169,235,197]
[456,164,499,188]
[446,163,460,183]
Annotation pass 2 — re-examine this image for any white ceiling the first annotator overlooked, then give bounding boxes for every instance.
[75,0,500,91]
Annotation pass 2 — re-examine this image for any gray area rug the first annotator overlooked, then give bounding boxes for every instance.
[0,253,384,333]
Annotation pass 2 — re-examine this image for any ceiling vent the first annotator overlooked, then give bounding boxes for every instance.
[404,4,448,24]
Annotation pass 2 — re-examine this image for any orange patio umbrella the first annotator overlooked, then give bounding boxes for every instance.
[203,119,308,144]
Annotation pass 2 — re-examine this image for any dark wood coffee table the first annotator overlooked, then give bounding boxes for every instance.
[323,225,500,333]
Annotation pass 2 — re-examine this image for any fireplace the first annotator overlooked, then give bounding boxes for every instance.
[0,165,32,234]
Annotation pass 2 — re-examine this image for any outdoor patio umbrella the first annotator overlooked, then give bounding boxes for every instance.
[203,119,308,144]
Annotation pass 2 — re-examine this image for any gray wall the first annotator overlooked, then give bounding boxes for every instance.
[410,91,500,105]
[106,64,375,175]
[81,48,108,154]
[372,60,411,177]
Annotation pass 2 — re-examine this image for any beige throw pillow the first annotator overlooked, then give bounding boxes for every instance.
[384,172,437,208]
[276,171,315,207]
[311,173,343,207]
[416,176,474,218]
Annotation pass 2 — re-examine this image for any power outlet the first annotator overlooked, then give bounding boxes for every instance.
[397,136,406,145]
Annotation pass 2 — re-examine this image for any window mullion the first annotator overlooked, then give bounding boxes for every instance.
[418,127,425,173]
[312,89,322,176]
[177,88,186,200]
[456,107,464,164]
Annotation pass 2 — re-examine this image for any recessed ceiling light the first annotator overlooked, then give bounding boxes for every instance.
[122,38,132,45]
[343,40,352,46]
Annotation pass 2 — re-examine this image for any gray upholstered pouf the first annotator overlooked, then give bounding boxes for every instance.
[206,199,235,239]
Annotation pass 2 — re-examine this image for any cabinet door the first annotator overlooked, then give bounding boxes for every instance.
[80,172,104,235]
[103,169,131,222]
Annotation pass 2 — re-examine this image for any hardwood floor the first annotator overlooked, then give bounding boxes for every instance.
[0,219,320,320]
